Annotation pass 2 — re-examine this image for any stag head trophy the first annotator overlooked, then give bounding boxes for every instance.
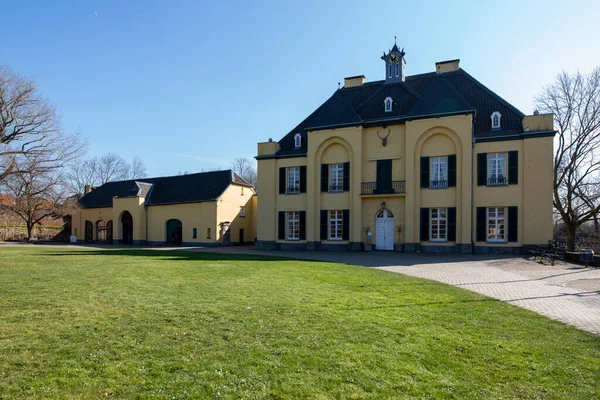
[377,129,391,147]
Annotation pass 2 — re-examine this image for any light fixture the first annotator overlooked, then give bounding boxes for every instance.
[381,201,386,209]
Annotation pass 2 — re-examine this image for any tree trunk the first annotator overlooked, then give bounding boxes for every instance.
[27,223,34,241]
[594,214,599,234]
[566,223,577,251]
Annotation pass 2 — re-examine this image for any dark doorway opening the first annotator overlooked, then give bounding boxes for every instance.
[121,211,133,245]
[84,221,93,243]
[166,219,183,246]
[106,220,113,244]
[239,228,244,245]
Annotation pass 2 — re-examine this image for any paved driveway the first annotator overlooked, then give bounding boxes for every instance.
[193,247,600,336]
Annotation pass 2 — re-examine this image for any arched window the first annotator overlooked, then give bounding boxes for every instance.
[395,63,400,77]
[388,64,392,78]
[294,133,302,148]
[384,97,393,112]
[491,111,502,130]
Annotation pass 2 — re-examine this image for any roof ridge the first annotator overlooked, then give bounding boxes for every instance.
[456,69,525,117]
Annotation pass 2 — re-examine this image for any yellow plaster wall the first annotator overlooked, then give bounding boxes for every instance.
[112,197,146,242]
[146,202,217,244]
[523,137,554,244]
[216,184,257,244]
[361,125,406,182]
[72,207,113,241]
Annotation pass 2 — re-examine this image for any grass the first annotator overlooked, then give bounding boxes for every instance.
[0,247,599,399]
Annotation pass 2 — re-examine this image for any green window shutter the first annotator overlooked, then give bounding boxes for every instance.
[448,154,457,187]
[321,164,328,192]
[420,208,429,241]
[278,211,285,240]
[448,207,456,242]
[320,210,328,240]
[299,166,307,193]
[476,207,487,242]
[508,151,518,185]
[343,162,350,192]
[299,211,306,240]
[477,153,487,186]
[508,206,518,242]
[420,157,430,188]
[279,168,286,194]
[376,159,392,194]
[342,209,350,241]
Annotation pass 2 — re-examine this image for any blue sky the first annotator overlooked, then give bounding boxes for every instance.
[3,0,599,176]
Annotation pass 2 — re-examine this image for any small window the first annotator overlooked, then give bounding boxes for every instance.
[287,211,300,240]
[491,111,502,130]
[488,153,507,186]
[488,207,506,242]
[294,133,302,148]
[287,167,300,194]
[430,157,448,189]
[384,97,393,112]
[207,228,211,239]
[239,206,245,217]
[395,63,400,77]
[193,228,197,239]
[329,164,344,192]
[430,208,447,241]
[329,210,343,240]
[388,64,392,78]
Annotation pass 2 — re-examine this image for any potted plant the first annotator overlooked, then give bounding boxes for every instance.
[394,226,404,252]
[364,227,373,252]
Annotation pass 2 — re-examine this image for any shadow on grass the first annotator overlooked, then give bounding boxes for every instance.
[37,248,321,264]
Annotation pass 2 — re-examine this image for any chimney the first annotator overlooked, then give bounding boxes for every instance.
[84,185,92,194]
[344,75,365,88]
[435,59,460,73]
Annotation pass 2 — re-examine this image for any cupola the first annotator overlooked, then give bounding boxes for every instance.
[381,37,406,83]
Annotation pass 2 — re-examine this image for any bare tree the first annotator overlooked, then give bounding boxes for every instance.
[230,157,257,188]
[0,65,61,181]
[1,133,83,240]
[66,153,147,195]
[535,67,600,250]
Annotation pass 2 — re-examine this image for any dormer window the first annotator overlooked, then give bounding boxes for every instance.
[384,97,393,112]
[491,111,502,130]
[294,133,302,148]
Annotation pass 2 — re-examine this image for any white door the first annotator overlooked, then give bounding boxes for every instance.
[375,209,394,251]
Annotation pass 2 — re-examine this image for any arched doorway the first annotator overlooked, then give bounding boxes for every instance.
[121,211,133,245]
[375,209,394,251]
[96,220,107,242]
[166,219,182,245]
[84,221,93,243]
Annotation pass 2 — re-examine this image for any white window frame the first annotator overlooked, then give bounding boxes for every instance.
[287,167,300,194]
[239,206,245,217]
[430,208,447,242]
[487,207,506,242]
[294,133,302,148]
[329,210,343,240]
[491,111,502,130]
[287,211,300,240]
[384,97,393,112]
[329,164,344,192]
[488,153,507,186]
[430,156,448,188]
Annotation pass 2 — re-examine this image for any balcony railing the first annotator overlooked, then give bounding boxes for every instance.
[361,181,406,195]
[429,179,448,189]
[286,186,300,194]
[487,176,507,186]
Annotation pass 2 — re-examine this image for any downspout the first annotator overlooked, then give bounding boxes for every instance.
[471,114,476,254]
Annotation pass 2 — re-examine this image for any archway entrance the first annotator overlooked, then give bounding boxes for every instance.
[166,219,182,245]
[121,211,133,245]
[84,221,93,243]
[96,220,107,242]
[106,220,113,244]
[375,209,394,251]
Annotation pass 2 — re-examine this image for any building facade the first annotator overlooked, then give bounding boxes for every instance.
[72,170,257,246]
[256,43,555,254]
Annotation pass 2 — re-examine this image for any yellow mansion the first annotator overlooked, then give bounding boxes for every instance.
[256,43,555,254]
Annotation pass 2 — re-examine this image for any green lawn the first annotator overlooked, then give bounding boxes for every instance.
[1,247,599,399]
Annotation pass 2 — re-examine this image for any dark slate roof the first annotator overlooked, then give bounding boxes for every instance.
[79,170,251,209]
[274,68,527,157]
